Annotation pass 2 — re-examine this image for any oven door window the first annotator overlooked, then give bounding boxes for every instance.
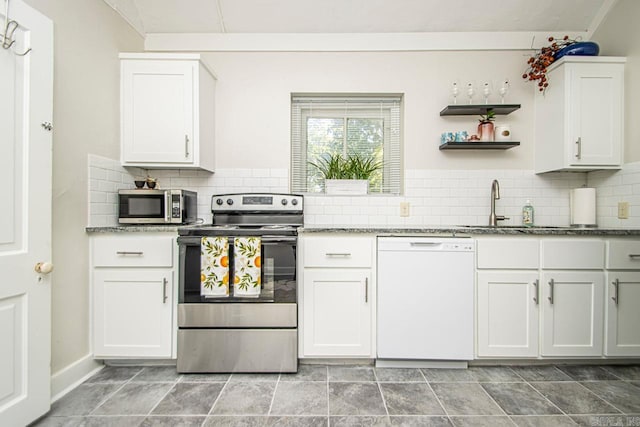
[180,236,297,303]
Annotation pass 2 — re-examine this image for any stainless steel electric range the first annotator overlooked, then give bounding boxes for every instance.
[176,193,303,373]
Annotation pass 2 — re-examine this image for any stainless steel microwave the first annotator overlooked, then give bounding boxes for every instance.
[118,189,197,224]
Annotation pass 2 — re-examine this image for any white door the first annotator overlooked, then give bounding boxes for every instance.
[568,63,623,166]
[0,1,53,425]
[541,271,605,357]
[477,271,540,357]
[605,271,640,356]
[302,269,371,357]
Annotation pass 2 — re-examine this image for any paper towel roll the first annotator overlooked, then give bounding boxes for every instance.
[570,188,597,227]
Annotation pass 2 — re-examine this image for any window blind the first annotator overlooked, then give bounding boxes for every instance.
[291,94,403,195]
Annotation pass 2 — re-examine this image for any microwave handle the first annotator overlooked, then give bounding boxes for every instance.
[165,191,171,222]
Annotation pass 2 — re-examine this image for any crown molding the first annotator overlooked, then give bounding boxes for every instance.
[144,31,590,53]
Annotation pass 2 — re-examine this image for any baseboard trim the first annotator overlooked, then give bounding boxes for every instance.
[50,354,103,403]
[376,359,468,369]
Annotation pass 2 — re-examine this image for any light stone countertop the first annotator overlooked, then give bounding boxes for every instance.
[86,225,640,236]
[298,226,640,236]
[86,225,181,233]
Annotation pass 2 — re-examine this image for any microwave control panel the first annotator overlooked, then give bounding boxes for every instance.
[172,194,181,218]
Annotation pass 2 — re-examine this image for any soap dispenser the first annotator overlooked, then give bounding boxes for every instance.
[522,200,534,227]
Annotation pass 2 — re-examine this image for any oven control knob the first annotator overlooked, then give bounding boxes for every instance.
[281,199,288,206]
[291,199,298,206]
[216,198,224,205]
[226,199,234,205]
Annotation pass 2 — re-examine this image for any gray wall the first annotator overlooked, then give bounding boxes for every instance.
[592,0,640,163]
[24,0,143,375]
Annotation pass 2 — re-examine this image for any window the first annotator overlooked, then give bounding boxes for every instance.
[291,94,402,194]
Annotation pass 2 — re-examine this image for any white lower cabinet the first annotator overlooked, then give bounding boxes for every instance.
[605,239,640,356]
[476,238,540,358]
[94,269,174,358]
[477,271,540,357]
[302,268,371,357]
[476,237,610,359]
[540,271,605,357]
[605,271,640,356]
[540,239,605,357]
[299,234,375,358]
[91,233,177,359]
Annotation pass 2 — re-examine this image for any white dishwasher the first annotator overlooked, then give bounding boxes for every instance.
[377,237,475,363]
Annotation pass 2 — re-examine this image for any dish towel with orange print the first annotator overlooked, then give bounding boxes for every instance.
[201,237,230,297]
[233,237,261,297]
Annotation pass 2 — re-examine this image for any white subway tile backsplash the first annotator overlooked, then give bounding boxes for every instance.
[87,154,640,229]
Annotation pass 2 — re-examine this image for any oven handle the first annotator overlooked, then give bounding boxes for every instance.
[260,235,298,244]
[177,235,297,245]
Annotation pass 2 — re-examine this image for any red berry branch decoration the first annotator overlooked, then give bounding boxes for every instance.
[523,35,579,92]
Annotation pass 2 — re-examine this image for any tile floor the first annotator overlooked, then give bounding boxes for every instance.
[32,364,640,426]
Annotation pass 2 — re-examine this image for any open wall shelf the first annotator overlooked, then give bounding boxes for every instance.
[439,141,520,150]
[440,104,521,116]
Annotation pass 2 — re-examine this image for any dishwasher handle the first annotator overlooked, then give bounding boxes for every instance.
[409,242,442,247]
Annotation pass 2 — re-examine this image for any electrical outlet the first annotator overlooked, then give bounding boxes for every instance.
[400,202,410,217]
[618,202,629,219]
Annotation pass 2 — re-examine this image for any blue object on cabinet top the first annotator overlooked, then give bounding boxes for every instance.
[554,41,600,60]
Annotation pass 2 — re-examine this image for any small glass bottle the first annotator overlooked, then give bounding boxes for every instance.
[522,200,534,227]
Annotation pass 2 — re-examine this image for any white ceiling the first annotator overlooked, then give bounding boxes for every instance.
[104,0,612,36]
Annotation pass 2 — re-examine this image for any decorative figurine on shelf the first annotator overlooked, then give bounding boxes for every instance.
[451,82,460,105]
[466,83,475,105]
[498,79,510,104]
[482,82,492,104]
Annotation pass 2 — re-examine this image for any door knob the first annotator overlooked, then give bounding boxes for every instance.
[34,262,54,274]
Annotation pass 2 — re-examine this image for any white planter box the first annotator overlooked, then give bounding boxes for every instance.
[325,179,369,195]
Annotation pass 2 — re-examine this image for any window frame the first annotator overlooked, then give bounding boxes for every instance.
[291,94,402,195]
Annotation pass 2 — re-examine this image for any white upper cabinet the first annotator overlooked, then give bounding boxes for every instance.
[534,57,625,173]
[120,53,216,172]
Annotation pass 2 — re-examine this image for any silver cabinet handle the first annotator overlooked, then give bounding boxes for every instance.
[612,279,619,305]
[575,137,582,159]
[116,251,143,255]
[162,278,168,303]
[365,277,368,303]
[185,135,190,158]
[628,254,640,259]
[533,279,539,304]
[548,279,555,304]
[325,253,351,257]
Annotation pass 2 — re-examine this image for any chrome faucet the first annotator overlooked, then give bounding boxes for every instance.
[489,179,508,226]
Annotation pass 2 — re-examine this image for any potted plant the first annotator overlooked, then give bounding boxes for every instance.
[309,154,383,195]
[478,111,496,141]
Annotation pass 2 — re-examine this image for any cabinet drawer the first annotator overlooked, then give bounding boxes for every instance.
[607,240,640,269]
[303,236,373,268]
[93,235,174,267]
[542,239,604,269]
[477,239,539,269]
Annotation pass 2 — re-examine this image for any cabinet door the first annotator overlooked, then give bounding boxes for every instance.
[477,271,540,357]
[93,269,173,358]
[568,63,623,167]
[541,271,604,357]
[121,60,195,164]
[605,271,640,356]
[302,269,371,357]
